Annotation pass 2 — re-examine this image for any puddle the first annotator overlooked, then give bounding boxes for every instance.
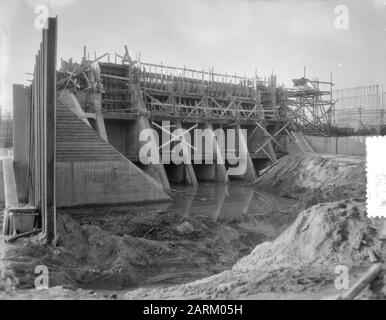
[131,182,297,222]
[63,182,297,223]
[174,183,296,220]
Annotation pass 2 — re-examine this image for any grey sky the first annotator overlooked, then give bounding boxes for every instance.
[1,0,385,111]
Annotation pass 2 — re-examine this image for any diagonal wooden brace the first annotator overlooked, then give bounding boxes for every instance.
[254,121,283,150]
[253,123,289,160]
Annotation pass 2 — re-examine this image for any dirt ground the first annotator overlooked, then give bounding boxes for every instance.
[124,199,386,300]
[1,153,382,300]
[0,189,299,298]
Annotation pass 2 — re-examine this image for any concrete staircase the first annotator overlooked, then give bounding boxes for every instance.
[291,131,315,154]
[56,95,171,207]
[56,102,122,162]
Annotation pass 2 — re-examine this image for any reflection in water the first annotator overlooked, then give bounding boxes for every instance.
[61,182,297,224]
[161,183,296,221]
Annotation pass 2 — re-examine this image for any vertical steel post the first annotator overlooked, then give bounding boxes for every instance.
[45,17,57,244]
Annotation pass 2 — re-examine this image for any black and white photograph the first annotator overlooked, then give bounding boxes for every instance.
[0,0,386,309]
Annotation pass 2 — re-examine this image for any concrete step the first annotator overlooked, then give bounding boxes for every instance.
[291,131,315,154]
[55,93,170,206]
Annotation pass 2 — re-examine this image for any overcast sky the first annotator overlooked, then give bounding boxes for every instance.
[0,0,385,112]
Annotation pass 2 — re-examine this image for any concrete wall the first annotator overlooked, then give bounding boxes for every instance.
[13,85,30,202]
[305,135,366,156]
[105,119,139,160]
[336,136,366,156]
[285,135,366,156]
[13,85,30,165]
[55,99,170,207]
[56,160,169,207]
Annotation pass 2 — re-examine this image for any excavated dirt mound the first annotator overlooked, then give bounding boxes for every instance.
[124,199,386,300]
[255,154,366,206]
[1,215,154,290]
[234,200,381,271]
[123,155,380,300]
[0,201,298,293]
[1,154,377,299]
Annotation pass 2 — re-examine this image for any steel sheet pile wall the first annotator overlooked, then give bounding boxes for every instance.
[28,17,57,243]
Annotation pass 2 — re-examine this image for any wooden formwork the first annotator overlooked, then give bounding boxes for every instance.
[58,48,289,165]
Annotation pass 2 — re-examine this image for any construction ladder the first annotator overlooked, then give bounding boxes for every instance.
[291,131,315,154]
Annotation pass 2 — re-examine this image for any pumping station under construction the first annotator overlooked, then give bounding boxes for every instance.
[0,4,386,302]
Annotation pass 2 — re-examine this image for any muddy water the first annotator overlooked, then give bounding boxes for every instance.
[64,182,299,245]
[134,182,297,222]
[67,182,298,228]
[123,182,300,245]
[176,183,296,220]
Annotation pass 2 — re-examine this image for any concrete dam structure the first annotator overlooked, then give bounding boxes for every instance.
[13,85,171,207]
[55,49,289,194]
[3,18,328,240]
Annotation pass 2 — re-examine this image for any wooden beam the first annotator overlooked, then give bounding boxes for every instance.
[254,123,289,155]
[91,53,109,64]
[254,121,283,149]
[101,73,130,81]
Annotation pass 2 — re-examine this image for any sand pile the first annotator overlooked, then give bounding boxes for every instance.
[55,214,176,288]
[255,154,366,204]
[1,214,176,290]
[125,199,385,300]
[234,199,382,272]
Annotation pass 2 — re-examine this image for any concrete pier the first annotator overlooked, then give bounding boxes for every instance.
[193,122,228,183]
[91,92,109,142]
[176,121,198,187]
[137,115,171,190]
[134,84,171,190]
[12,85,30,203]
[2,158,19,235]
[236,124,258,181]
[2,158,18,208]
